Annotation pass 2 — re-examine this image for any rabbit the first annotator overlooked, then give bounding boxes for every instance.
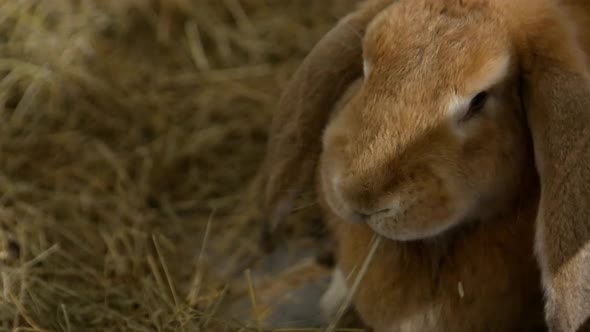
[315,38,546,332]
[260,0,590,331]
[316,70,545,332]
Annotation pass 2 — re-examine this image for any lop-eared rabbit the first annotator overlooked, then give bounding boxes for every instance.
[261,0,590,331]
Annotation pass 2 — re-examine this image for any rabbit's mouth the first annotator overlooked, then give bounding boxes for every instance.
[320,164,477,241]
[363,185,485,242]
[364,210,466,242]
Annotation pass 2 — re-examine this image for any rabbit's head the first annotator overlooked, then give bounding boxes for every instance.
[320,2,531,241]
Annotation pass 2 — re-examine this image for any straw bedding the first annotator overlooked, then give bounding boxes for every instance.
[0,0,360,331]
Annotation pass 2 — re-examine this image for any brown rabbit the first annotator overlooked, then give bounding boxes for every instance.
[261,0,590,331]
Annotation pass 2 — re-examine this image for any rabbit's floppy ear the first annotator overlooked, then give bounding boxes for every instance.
[515,3,590,331]
[260,0,395,250]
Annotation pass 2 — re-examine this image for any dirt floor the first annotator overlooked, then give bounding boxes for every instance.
[0,1,363,331]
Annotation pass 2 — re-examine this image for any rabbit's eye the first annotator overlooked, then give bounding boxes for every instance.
[462,91,488,121]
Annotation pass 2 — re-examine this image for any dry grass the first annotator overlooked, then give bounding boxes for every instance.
[0,0,361,331]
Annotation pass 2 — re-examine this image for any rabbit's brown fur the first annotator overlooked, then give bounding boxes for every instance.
[261,0,590,331]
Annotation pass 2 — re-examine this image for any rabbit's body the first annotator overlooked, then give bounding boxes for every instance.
[262,0,590,331]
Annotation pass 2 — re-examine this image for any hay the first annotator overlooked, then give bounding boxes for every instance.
[325,236,382,332]
[0,0,360,331]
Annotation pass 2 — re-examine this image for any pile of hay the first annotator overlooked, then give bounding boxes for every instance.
[0,0,359,331]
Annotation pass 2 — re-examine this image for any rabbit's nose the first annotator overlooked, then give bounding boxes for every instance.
[333,174,397,222]
[341,201,396,224]
[348,211,368,223]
